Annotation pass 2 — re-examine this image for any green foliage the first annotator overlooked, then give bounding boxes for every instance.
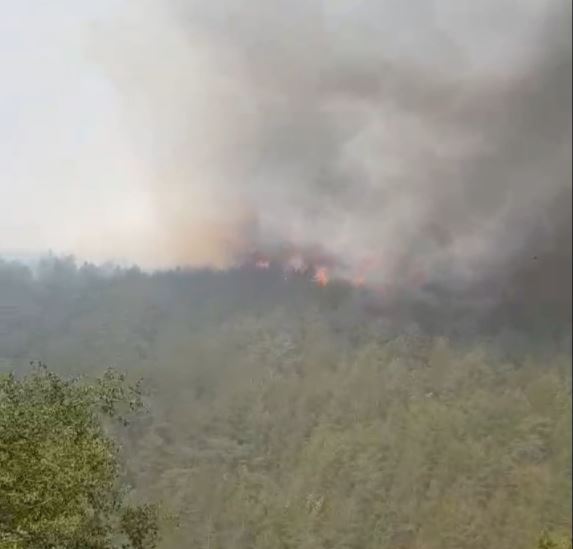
[120,505,159,549]
[137,337,571,549]
[0,258,571,548]
[537,532,573,549]
[0,364,158,548]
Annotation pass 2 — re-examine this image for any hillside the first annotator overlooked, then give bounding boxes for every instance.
[0,256,570,548]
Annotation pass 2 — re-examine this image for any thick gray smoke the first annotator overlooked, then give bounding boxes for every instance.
[91,0,571,301]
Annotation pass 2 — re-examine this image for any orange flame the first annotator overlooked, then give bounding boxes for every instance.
[314,267,329,287]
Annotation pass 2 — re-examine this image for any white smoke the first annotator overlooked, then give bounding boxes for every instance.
[88,0,570,295]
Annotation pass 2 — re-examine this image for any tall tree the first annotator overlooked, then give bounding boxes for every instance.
[0,364,158,548]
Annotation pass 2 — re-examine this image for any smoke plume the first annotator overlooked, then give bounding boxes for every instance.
[90,0,571,302]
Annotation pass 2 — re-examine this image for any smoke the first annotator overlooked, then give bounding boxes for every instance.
[90,0,571,300]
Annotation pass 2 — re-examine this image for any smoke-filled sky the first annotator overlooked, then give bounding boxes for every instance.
[1,0,571,292]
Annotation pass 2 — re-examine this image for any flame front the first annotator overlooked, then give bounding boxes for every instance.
[247,247,429,295]
[314,267,329,287]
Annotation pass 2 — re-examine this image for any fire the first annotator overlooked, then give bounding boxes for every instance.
[314,267,329,287]
[247,247,428,294]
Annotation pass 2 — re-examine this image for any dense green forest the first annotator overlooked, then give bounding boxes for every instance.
[0,364,159,548]
[0,256,571,548]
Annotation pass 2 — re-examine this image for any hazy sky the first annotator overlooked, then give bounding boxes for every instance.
[0,0,154,262]
[0,0,569,286]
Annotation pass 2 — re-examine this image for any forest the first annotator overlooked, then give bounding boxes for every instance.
[1,0,571,545]
[0,255,571,548]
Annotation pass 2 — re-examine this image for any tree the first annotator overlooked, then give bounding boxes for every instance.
[537,532,573,549]
[0,363,158,548]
